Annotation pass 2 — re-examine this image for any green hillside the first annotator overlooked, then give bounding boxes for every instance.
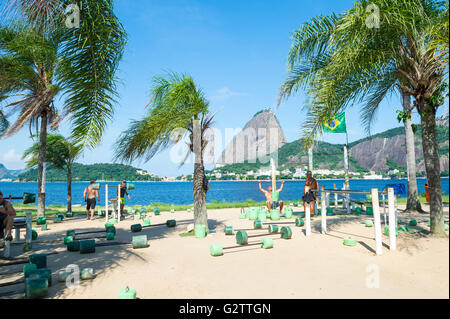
[212,123,449,176]
[16,163,161,182]
[210,139,369,174]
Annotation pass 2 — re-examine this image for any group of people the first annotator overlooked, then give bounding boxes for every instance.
[1,173,318,246]
[83,180,130,220]
[258,171,319,215]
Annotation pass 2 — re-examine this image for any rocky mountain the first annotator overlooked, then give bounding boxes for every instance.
[0,163,22,179]
[350,115,449,172]
[0,164,10,179]
[216,109,287,165]
[214,114,449,174]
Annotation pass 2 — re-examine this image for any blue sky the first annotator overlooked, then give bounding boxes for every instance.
[1,0,448,176]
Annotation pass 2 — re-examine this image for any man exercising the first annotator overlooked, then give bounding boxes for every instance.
[83,181,100,220]
[0,191,16,247]
[119,180,130,214]
[259,181,285,212]
[302,171,319,216]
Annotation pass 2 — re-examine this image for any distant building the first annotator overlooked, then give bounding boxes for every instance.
[136,169,154,176]
[363,174,383,180]
[257,168,280,176]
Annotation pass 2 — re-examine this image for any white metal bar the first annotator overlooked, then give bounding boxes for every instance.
[308,148,313,172]
[371,188,383,255]
[3,241,10,258]
[270,158,276,194]
[118,184,121,222]
[334,192,338,209]
[105,184,109,223]
[321,189,327,234]
[388,187,396,251]
[13,228,20,243]
[305,203,311,236]
[25,212,32,244]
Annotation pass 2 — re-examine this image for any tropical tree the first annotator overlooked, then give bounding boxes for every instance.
[114,72,215,228]
[280,0,448,235]
[0,1,126,216]
[23,134,82,214]
[0,111,8,134]
[279,8,424,213]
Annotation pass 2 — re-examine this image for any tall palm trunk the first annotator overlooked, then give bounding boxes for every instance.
[401,91,422,213]
[37,111,48,217]
[192,119,208,228]
[419,102,444,236]
[193,160,208,228]
[67,161,72,214]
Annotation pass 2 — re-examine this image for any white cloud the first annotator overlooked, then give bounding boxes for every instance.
[210,87,248,102]
[1,149,25,169]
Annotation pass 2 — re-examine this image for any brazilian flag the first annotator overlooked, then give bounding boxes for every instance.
[323,113,347,133]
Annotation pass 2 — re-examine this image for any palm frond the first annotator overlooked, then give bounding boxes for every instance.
[56,0,127,149]
[114,72,210,164]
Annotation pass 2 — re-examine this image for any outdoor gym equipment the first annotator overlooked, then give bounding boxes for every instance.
[66,226,116,237]
[263,218,305,227]
[91,183,135,224]
[210,237,275,256]
[0,252,58,268]
[2,213,33,259]
[224,223,280,235]
[67,235,149,253]
[5,193,36,205]
[235,226,292,245]
[130,220,177,233]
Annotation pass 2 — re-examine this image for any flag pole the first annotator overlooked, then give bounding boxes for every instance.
[344,129,350,189]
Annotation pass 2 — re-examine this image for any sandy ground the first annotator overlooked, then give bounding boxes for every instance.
[1,203,448,299]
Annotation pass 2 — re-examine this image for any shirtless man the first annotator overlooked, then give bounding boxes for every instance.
[259,181,285,212]
[119,180,130,214]
[302,171,319,216]
[0,191,16,247]
[83,181,100,220]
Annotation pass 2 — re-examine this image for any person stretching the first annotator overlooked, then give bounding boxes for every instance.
[302,171,319,216]
[0,191,16,247]
[259,181,285,212]
[83,181,100,220]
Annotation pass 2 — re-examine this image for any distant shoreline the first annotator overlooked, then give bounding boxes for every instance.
[2,177,448,183]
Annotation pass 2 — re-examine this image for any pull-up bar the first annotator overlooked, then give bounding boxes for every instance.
[6,193,36,205]
[309,189,388,196]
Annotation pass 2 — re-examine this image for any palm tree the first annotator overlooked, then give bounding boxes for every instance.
[280,0,448,235]
[0,1,126,216]
[114,72,215,228]
[23,134,82,214]
[279,8,424,213]
[0,110,8,135]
